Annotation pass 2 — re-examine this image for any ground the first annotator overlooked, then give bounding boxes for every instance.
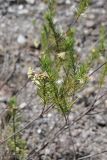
[0,0,107,159]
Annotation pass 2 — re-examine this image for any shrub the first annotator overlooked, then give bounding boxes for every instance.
[28,0,106,120]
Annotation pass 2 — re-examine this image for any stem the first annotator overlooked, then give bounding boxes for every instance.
[48,17,60,52]
[12,109,17,160]
[42,80,47,114]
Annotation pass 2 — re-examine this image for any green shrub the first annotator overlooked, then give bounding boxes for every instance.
[28,0,106,118]
[4,97,28,160]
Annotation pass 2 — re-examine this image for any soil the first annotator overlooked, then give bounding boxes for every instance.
[0,0,107,160]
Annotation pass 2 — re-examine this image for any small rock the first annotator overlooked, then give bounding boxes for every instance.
[18,5,24,10]
[0,97,8,103]
[0,81,12,101]
[95,115,106,127]
[38,2,47,13]
[96,1,104,7]
[8,7,15,13]
[37,128,42,134]
[25,0,35,4]
[47,113,52,118]
[83,28,91,35]
[88,14,95,20]
[105,100,107,107]
[66,0,71,4]
[17,34,27,45]
[82,130,90,139]
[75,46,82,53]
[57,0,65,5]
[82,86,95,96]
[45,148,50,155]
[85,20,95,28]
[19,102,27,109]
[17,9,28,15]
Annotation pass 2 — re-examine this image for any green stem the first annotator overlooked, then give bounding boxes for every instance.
[12,109,17,160]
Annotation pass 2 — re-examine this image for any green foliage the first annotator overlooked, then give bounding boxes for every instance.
[8,97,17,111]
[8,136,27,160]
[90,25,106,61]
[6,97,28,160]
[28,0,106,116]
[76,0,91,18]
[88,25,107,87]
[99,63,107,87]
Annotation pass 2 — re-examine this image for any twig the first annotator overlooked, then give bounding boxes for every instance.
[27,90,107,159]
[27,123,57,159]
[27,123,66,159]
[12,109,17,160]
[14,79,29,97]
[89,62,107,77]
[67,116,76,160]
[78,150,107,160]
[87,110,106,115]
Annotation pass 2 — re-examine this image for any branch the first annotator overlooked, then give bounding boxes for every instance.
[78,150,107,160]
[89,62,107,77]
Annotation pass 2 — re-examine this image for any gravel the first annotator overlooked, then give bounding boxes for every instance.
[0,0,107,159]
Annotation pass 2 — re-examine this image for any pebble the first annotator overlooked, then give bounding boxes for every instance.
[8,7,15,13]
[82,130,90,139]
[37,2,47,13]
[47,113,52,118]
[96,1,104,7]
[18,5,24,10]
[85,20,95,28]
[45,148,50,155]
[17,8,29,15]
[66,0,71,4]
[19,102,27,109]
[37,128,42,134]
[0,82,12,100]
[57,0,65,5]
[82,86,95,96]
[87,14,95,20]
[95,115,106,127]
[83,28,91,35]
[105,100,107,107]
[0,96,8,103]
[17,34,27,45]
[25,0,35,4]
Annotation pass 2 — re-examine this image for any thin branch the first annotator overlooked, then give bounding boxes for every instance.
[27,123,57,159]
[67,116,76,160]
[12,109,17,160]
[14,79,29,97]
[27,90,107,159]
[89,62,107,77]
[78,150,107,160]
[87,110,106,115]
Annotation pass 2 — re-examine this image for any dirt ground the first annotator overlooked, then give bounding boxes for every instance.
[0,0,107,159]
